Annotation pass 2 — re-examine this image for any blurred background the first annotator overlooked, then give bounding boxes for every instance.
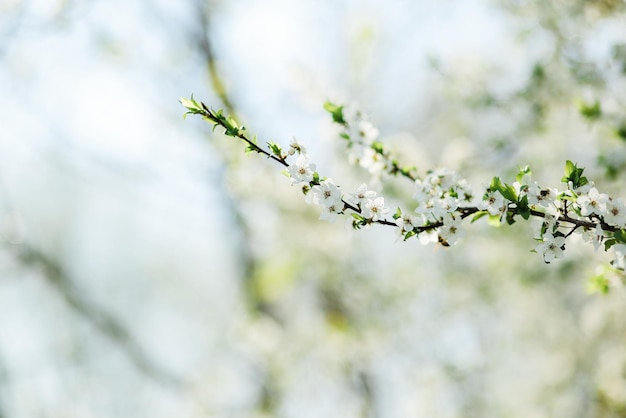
[1,0,626,417]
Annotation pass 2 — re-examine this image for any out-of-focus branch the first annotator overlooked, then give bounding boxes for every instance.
[0,174,180,386]
[0,0,27,60]
[13,244,182,387]
[192,0,281,317]
[191,3,282,413]
[195,0,237,118]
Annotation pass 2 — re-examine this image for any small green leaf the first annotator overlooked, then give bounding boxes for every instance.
[490,176,503,192]
[180,95,200,111]
[505,211,516,225]
[564,160,576,178]
[501,185,518,202]
[323,101,346,125]
[490,177,517,201]
[267,141,283,157]
[351,213,365,222]
[393,207,402,220]
[471,211,488,223]
[605,238,617,251]
[518,195,530,220]
[561,160,589,189]
[404,230,417,241]
[614,230,626,244]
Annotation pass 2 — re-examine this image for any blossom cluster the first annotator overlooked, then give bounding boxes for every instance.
[325,102,416,183]
[284,138,389,225]
[327,101,626,271]
[339,104,385,177]
[526,180,626,267]
[181,96,626,278]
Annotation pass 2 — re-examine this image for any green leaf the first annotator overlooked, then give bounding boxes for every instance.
[180,95,200,111]
[351,214,367,230]
[604,238,617,251]
[267,141,283,157]
[393,207,402,220]
[518,195,530,220]
[505,210,516,225]
[561,160,588,189]
[323,101,346,125]
[490,176,517,201]
[518,207,530,220]
[564,160,576,178]
[490,176,503,192]
[404,230,417,241]
[351,213,365,221]
[501,185,518,202]
[471,211,488,223]
[614,230,626,244]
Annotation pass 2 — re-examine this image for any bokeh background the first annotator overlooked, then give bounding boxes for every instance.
[1,0,626,417]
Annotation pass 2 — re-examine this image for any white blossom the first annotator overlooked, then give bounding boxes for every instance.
[311,179,342,207]
[478,190,507,216]
[424,199,449,221]
[427,168,458,191]
[287,155,316,184]
[319,204,340,223]
[603,197,626,228]
[577,187,608,217]
[350,184,377,206]
[453,179,475,204]
[359,147,386,175]
[414,179,432,202]
[513,174,532,196]
[347,143,365,166]
[439,196,459,214]
[527,182,558,209]
[287,138,307,156]
[418,228,439,245]
[355,120,380,143]
[364,197,389,221]
[535,233,566,263]
[439,215,465,246]
[395,213,421,233]
[581,223,604,252]
[343,104,379,144]
[542,214,558,232]
[613,244,626,270]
